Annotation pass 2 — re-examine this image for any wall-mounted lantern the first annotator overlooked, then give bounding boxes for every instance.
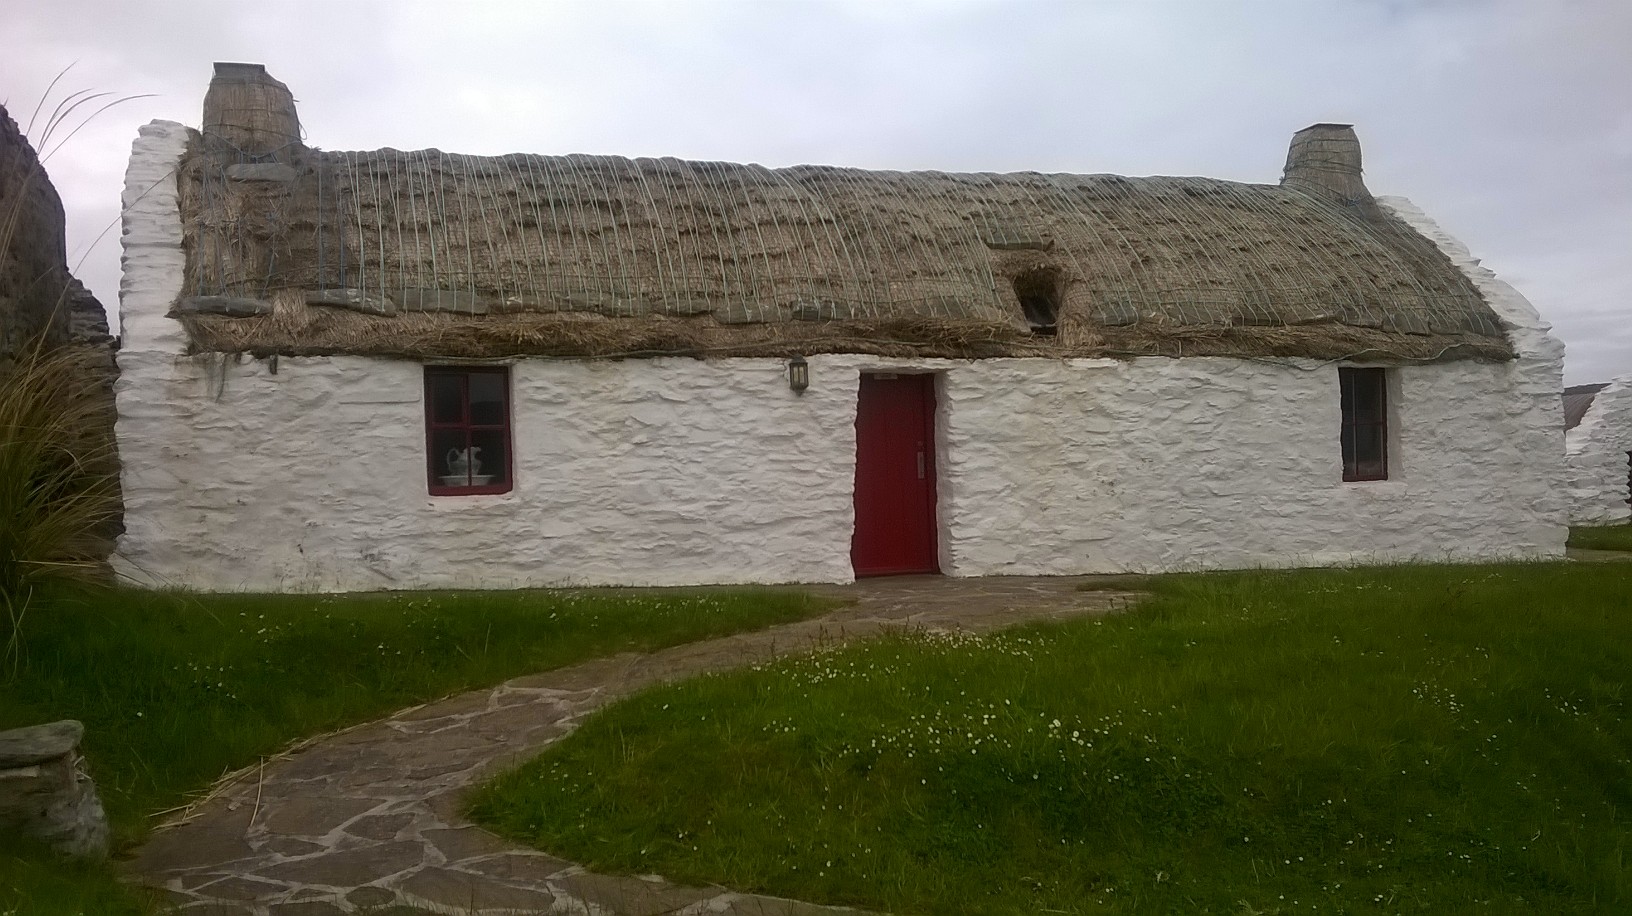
[788,355,809,393]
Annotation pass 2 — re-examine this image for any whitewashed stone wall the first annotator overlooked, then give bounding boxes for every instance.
[1564,376,1632,526]
[935,355,1564,574]
[115,123,1567,591]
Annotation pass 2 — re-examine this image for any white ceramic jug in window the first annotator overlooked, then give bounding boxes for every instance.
[446,446,483,477]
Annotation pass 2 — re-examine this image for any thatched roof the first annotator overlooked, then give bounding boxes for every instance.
[173,64,1512,363]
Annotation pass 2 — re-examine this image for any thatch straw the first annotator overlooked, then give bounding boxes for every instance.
[173,117,1515,363]
[1,341,123,652]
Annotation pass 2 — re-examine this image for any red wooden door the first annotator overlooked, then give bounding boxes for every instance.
[852,374,939,577]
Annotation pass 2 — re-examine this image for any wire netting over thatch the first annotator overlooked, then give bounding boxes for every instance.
[174,128,1513,363]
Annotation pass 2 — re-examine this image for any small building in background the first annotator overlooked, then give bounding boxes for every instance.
[1564,378,1632,526]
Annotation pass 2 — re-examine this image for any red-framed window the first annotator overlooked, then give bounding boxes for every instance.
[425,366,512,496]
[1340,367,1388,482]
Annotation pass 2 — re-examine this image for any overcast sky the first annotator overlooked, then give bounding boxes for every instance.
[4,0,1627,383]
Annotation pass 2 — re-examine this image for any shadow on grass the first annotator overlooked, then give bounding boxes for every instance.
[1569,523,1632,552]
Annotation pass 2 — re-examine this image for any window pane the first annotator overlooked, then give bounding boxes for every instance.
[1351,372,1384,423]
[469,372,506,425]
[1352,424,1384,469]
[468,429,509,487]
[428,374,464,425]
[430,428,471,485]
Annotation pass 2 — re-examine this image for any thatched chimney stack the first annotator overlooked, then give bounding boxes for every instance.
[202,63,301,160]
[1281,123,1369,203]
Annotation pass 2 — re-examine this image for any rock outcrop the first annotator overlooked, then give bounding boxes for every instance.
[2,103,84,359]
[0,101,124,564]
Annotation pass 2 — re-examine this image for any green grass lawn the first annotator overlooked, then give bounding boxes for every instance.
[1569,523,1632,552]
[472,563,1632,915]
[0,586,834,914]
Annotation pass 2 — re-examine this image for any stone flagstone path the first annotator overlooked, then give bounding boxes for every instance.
[126,576,1138,915]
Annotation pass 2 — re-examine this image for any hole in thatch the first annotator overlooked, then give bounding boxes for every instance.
[1012,268,1061,336]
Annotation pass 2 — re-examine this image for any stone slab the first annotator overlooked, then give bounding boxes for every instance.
[344,886,396,908]
[174,296,274,318]
[129,810,260,874]
[399,865,557,910]
[266,902,346,916]
[457,851,575,883]
[193,875,291,901]
[552,870,715,916]
[261,795,381,838]
[0,719,82,766]
[225,163,300,183]
[345,813,415,841]
[258,840,425,886]
[422,825,513,862]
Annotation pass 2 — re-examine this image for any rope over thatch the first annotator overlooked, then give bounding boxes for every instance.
[173,66,1513,363]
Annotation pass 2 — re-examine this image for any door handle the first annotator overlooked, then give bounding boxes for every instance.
[917,451,926,479]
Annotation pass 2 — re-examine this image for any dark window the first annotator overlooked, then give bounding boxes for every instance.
[1012,268,1061,336]
[425,366,512,496]
[1340,367,1388,482]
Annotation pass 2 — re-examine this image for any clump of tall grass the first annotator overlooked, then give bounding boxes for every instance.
[1,71,145,655]
[0,342,121,651]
